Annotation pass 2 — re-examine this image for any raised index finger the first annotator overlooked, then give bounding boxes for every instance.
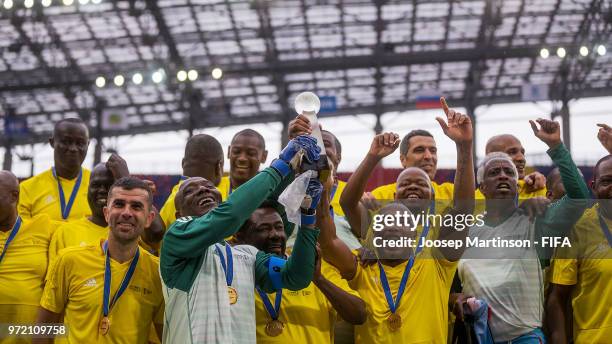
[440,97,450,115]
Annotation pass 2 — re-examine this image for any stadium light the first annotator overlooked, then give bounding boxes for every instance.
[91,0,101,3]
[211,67,223,80]
[152,69,165,84]
[132,73,143,85]
[556,47,566,58]
[79,0,89,4]
[3,0,14,10]
[539,48,549,59]
[24,0,34,8]
[62,0,73,6]
[187,69,198,81]
[95,76,106,88]
[114,75,125,87]
[579,46,589,57]
[42,0,52,7]
[597,45,606,56]
[177,70,187,82]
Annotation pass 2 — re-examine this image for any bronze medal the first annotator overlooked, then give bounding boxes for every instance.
[265,319,284,336]
[99,316,111,335]
[228,286,238,305]
[387,313,402,332]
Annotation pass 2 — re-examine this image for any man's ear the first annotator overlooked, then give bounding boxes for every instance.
[227,146,231,160]
[546,190,553,200]
[399,154,407,168]
[260,150,268,164]
[49,137,55,148]
[216,160,223,181]
[103,206,110,223]
[181,157,187,171]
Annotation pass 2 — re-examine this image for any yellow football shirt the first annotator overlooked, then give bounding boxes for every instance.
[18,168,91,222]
[40,243,164,344]
[255,260,360,343]
[371,181,455,202]
[550,204,612,343]
[349,249,457,344]
[331,180,347,217]
[160,176,232,229]
[0,215,56,331]
[48,217,108,266]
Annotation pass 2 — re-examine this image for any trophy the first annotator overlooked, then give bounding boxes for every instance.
[294,92,331,182]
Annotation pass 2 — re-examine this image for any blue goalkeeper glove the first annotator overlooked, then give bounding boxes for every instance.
[271,135,321,177]
[301,178,323,226]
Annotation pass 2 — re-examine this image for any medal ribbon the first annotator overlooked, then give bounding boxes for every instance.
[215,243,234,286]
[378,199,435,313]
[598,209,612,248]
[102,240,140,317]
[52,167,83,220]
[0,217,22,265]
[256,287,283,320]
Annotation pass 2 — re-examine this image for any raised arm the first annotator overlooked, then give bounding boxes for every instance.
[339,132,399,238]
[598,123,612,154]
[546,283,573,344]
[317,175,359,279]
[435,98,474,261]
[163,137,320,259]
[530,119,591,238]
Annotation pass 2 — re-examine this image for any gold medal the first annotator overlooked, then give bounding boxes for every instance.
[387,313,402,332]
[228,286,238,305]
[99,316,111,335]
[265,319,284,336]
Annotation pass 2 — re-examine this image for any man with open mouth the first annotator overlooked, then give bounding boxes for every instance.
[454,118,591,343]
[160,136,322,344]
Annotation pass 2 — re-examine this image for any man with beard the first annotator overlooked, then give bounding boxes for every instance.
[160,136,321,344]
[323,98,475,343]
[159,134,224,229]
[19,118,91,222]
[232,201,366,343]
[454,119,591,343]
[546,154,612,343]
[35,177,164,344]
[0,171,56,343]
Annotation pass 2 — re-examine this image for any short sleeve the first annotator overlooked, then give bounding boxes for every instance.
[40,252,69,314]
[550,258,578,285]
[17,183,33,219]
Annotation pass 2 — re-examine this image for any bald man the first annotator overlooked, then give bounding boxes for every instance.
[18,118,91,222]
[482,134,547,199]
[159,134,225,229]
[0,171,56,341]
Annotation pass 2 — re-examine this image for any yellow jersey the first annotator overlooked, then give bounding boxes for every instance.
[349,249,457,344]
[48,217,108,266]
[550,205,612,343]
[331,180,347,217]
[0,215,56,331]
[40,243,164,344]
[18,168,91,222]
[372,181,455,202]
[255,260,360,343]
[373,179,546,202]
[160,175,232,229]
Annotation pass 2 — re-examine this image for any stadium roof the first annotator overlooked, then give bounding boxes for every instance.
[1,0,611,148]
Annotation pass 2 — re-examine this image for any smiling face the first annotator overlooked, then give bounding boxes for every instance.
[236,207,286,256]
[228,133,267,187]
[87,164,114,220]
[175,177,223,218]
[104,187,154,245]
[479,159,519,200]
[400,135,438,180]
[395,167,432,213]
